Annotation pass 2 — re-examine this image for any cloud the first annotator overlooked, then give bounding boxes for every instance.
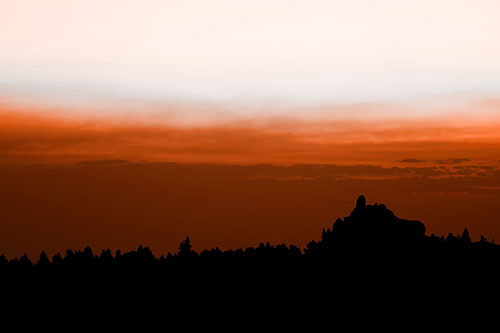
[434,158,470,165]
[398,159,427,163]
[1,160,500,258]
[76,159,131,166]
[1,102,500,167]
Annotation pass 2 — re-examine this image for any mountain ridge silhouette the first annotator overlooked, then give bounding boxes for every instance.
[1,195,498,269]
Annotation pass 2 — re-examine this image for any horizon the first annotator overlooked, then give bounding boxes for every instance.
[0,192,495,260]
[1,1,500,258]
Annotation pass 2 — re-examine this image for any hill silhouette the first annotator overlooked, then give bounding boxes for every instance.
[2,194,500,311]
[1,194,499,326]
[1,195,498,271]
[309,194,426,250]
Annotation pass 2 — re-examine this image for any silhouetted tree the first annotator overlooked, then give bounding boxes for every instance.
[178,237,194,257]
[461,228,471,244]
[446,233,457,243]
[38,251,50,266]
[0,254,7,267]
[52,253,63,265]
[19,253,32,267]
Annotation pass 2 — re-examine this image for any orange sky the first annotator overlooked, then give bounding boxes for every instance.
[1,1,500,258]
[1,100,500,258]
[1,98,500,166]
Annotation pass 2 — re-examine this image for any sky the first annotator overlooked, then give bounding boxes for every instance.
[1,1,500,257]
[1,0,500,110]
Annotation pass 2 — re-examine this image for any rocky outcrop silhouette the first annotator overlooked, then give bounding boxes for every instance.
[304,195,428,259]
[1,194,496,326]
[0,194,498,275]
[2,192,500,316]
[331,195,425,244]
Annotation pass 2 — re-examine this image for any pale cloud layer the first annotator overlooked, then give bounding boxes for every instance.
[1,0,500,109]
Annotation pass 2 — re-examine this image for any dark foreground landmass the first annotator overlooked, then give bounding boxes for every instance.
[3,195,499,279]
[2,195,500,316]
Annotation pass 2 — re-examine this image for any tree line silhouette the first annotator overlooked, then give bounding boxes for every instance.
[3,194,500,318]
[2,195,499,276]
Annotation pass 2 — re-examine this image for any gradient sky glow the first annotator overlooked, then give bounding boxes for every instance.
[2,1,500,258]
[1,0,500,110]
